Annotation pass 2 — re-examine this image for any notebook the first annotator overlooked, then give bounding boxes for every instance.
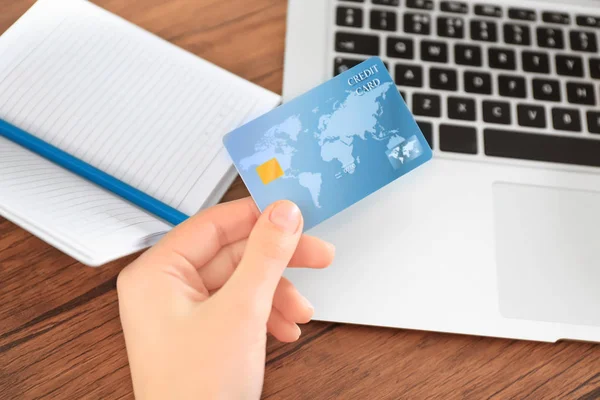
[0,0,280,266]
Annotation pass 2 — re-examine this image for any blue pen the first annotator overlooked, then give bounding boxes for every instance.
[0,119,189,226]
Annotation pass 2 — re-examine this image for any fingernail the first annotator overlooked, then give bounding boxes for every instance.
[325,242,336,255]
[301,295,314,313]
[294,324,302,340]
[269,201,301,233]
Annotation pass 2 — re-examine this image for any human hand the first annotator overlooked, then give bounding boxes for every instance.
[117,198,334,400]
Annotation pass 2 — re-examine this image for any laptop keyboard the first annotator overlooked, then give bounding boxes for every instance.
[331,0,600,169]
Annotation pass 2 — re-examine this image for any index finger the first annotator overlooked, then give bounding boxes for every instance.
[153,197,260,267]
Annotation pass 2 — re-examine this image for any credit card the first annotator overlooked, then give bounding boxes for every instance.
[223,57,432,230]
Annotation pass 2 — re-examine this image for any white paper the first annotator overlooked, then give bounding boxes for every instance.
[0,0,280,265]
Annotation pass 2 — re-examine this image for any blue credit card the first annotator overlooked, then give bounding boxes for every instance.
[223,57,432,230]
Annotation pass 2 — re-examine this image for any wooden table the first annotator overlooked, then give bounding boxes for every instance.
[1,1,599,398]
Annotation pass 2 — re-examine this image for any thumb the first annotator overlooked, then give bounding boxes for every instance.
[223,200,303,314]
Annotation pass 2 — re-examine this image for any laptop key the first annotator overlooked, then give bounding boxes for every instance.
[542,12,570,25]
[421,40,448,62]
[337,7,363,28]
[471,20,497,42]
[567,82,596,105]
[508,8,536,21]
[333,60,389,79]
[591,58,600,79]
[404,13,431,35]
[555,55,584,77]
[387,38,414,59]
[335,32,379,55]
[489,48,516,70]
[576,15,600,28]
[484,128,600,168]
[532,78,561,102]
[570,31,598,52]
[371,10,397,31]
[440,1,468,14]
[498,75,527,98]
[372,0,400,5]
[438,16,465,38]
[522,51,550,73]
[439,124,477,154]
[517,104,546,128]
[407,0,434,10]
[474,4,502,18]
[400,90,407,101]
[395,64,423,87]
[430,68,458,91]
[552,108,582,132]
[588,111,600,134]
[483,128,600,167]
[333,57,365,76]
[537,27,564,49]
[483,101,511,124]
[455,44,482,66]
[447,97,476,120]
[504,24,531,45]
[413,93,441,117]
[415,121,434,149]
[464,71,492,94]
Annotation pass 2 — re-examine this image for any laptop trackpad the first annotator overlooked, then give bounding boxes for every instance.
[494,182,600,327]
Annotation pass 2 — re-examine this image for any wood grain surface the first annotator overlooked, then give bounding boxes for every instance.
[1,0,599,398]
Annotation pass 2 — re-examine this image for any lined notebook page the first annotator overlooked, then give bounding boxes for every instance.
[0,0,280,216]
[0,137,171,265]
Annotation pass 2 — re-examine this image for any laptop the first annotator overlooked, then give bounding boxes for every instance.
[282,0,600,342]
